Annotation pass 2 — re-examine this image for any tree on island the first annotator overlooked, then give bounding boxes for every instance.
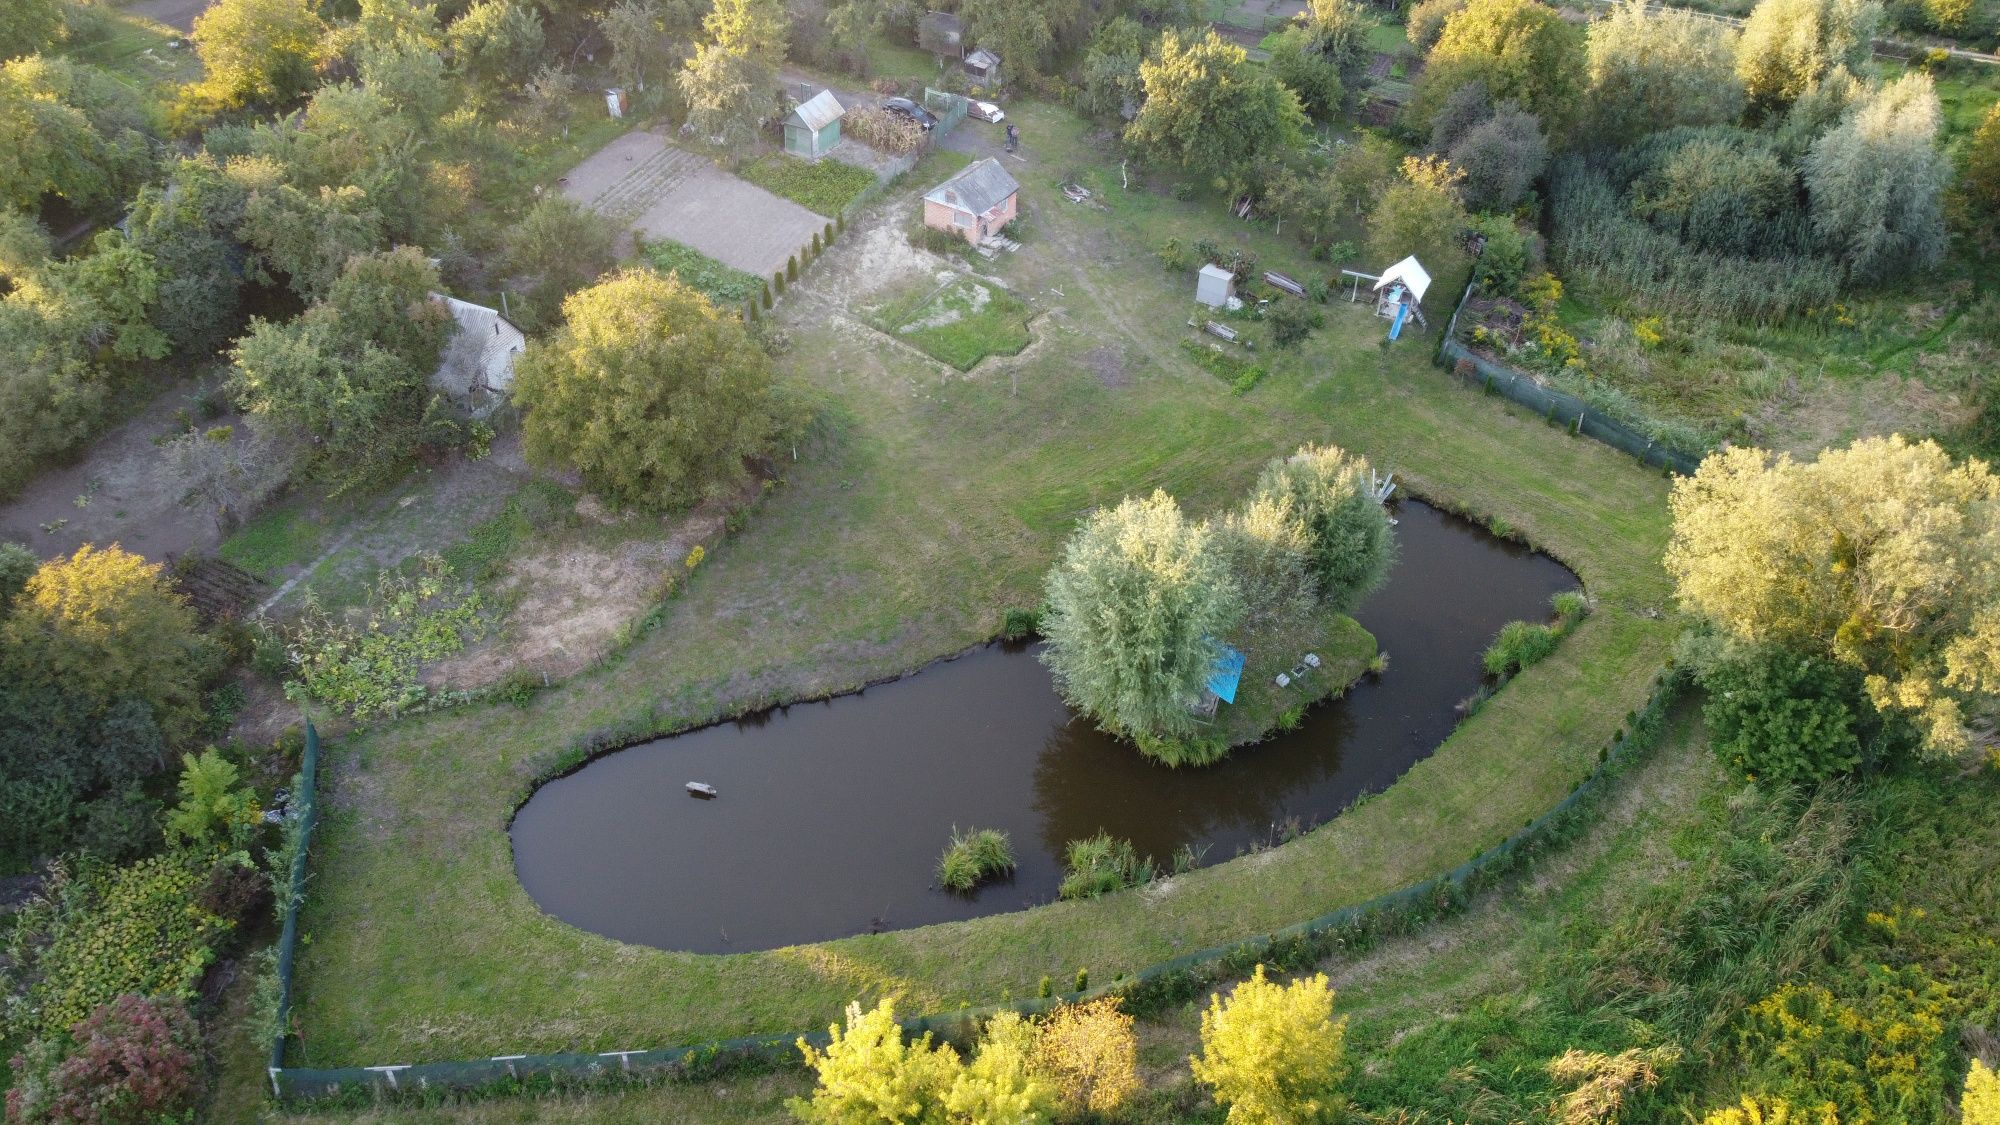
[1039,491,1245,755]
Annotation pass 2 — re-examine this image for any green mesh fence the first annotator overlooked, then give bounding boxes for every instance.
[270,674,1686,1103]
[267,719,321,1096]
[922,88,970,137]
[1434,281,1702,477]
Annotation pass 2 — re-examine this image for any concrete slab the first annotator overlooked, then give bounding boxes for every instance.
[560,132,830,281]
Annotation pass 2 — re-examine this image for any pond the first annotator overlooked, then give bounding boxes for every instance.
[511,500,1578,953]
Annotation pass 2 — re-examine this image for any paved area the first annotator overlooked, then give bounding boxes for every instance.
[123,0,210,33]
[560,132,829,280]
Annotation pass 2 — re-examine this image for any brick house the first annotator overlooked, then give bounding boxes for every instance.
[922,158,1019,245]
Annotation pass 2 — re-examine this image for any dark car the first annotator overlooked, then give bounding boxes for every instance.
[880,96,938,131]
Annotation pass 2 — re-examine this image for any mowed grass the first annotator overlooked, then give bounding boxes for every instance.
[739,153,876,217]
[287,97,1676,1068]
[868,277,1035,369]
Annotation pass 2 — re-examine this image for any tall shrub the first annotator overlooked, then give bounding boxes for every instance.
[1191,965,1348,1125]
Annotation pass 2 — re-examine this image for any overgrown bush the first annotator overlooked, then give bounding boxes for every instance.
[790,999,960,1123]
[1267,299,1323,348]
[846,106,927,154]
[1248,444,1395,612]
[6,855,232,1041]
[1697,645,1876,784]
[1000,607,1040,640]
[1058,833,1153,900]
[283,554,484,719]
[1032,997,1140,1117]
[4,995,204,1125]
[936,826,1015,892]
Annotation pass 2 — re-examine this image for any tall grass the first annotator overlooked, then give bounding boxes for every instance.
[937,827,1015,892]
[1058,834,1155,901]
[1548,159,1841,325]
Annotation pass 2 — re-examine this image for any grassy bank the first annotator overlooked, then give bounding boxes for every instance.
[284,97,1676,1071]
[1211,610,1376,751]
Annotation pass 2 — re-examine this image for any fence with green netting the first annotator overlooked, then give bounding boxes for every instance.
[267,718,322,1097]
[1434,281,1703,477]
[268,671,1685,1102]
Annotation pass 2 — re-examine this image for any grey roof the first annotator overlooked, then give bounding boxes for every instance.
[924,157,1018,215]
[787,89,845,131]
[920,11,964,39]
[965,47,1000,68]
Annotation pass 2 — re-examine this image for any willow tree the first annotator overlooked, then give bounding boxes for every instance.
[1804,71,1949,281]
[513,269,786,510]
[1039,491,1244,753]
[1666,436,2000,758]
[1249,444,1395,613]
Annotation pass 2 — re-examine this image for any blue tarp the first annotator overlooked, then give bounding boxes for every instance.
[1207,646,1245,704]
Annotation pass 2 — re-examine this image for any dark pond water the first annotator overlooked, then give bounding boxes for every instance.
[511,500,1578,953]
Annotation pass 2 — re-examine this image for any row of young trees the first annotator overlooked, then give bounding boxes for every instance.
[791,971,1347,1125]
[1038,444,1394,763]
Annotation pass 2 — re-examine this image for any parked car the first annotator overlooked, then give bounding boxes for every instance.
[968,100,1005,123]
[881,97,938,131]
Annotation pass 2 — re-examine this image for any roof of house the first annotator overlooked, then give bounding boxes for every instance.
[921,10,964,37]
[1373,255,1432,304]
[965,47,1000,68]
[1206,646,1246,705]
[431,293,525,397]
[787,89,845,132]
[923,157,1019,214]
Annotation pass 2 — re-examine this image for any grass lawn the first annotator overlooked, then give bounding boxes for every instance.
[218,505,332,579]
[739,153,876,217]
[56,7,200,123]
[284,96,1677,1072]
[641,238,767,305]
[866,276,1035,369]
[1211,609,1376,750]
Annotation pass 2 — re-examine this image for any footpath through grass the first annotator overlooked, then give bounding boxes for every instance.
[287,98,1677,1070]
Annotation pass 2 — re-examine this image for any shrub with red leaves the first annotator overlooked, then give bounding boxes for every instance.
[5,995,203,1125]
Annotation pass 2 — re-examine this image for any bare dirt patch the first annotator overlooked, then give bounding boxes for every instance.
[0,379,240,562]
[1086,345,1130,388]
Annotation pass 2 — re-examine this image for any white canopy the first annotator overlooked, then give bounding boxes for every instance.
[1372,256,1432,305]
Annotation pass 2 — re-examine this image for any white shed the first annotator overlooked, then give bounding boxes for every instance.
[1196,263,1235,308]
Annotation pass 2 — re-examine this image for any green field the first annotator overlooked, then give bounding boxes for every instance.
[283,100,1678,1075]
[866,276,1036,369]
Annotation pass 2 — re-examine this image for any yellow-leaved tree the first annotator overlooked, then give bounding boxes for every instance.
[1032,997,1140,1118]
[1966,1059,2000,1125]
[790,999,960,1124]
[944,1011,1059,1125]
[1190,965,1347,1125]
[1665,436,2000,759]
[1698,1095,1830,1124]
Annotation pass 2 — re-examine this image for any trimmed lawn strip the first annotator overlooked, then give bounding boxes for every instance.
[739,154,875,218]
[290,98,1676,1067]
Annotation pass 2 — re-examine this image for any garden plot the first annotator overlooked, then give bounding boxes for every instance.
[864,275,1034,370]
[561,132,830,280]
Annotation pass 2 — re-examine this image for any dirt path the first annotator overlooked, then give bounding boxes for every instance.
[0,380,240,563]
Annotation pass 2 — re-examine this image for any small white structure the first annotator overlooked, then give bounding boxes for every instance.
[604,88,628,118]
[1195,263,1235,308]
[1371,255,1431,320]
[430,294,525,417]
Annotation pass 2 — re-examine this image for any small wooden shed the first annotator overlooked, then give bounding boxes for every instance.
[783,90,845,159]
[963,47,1001,85]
